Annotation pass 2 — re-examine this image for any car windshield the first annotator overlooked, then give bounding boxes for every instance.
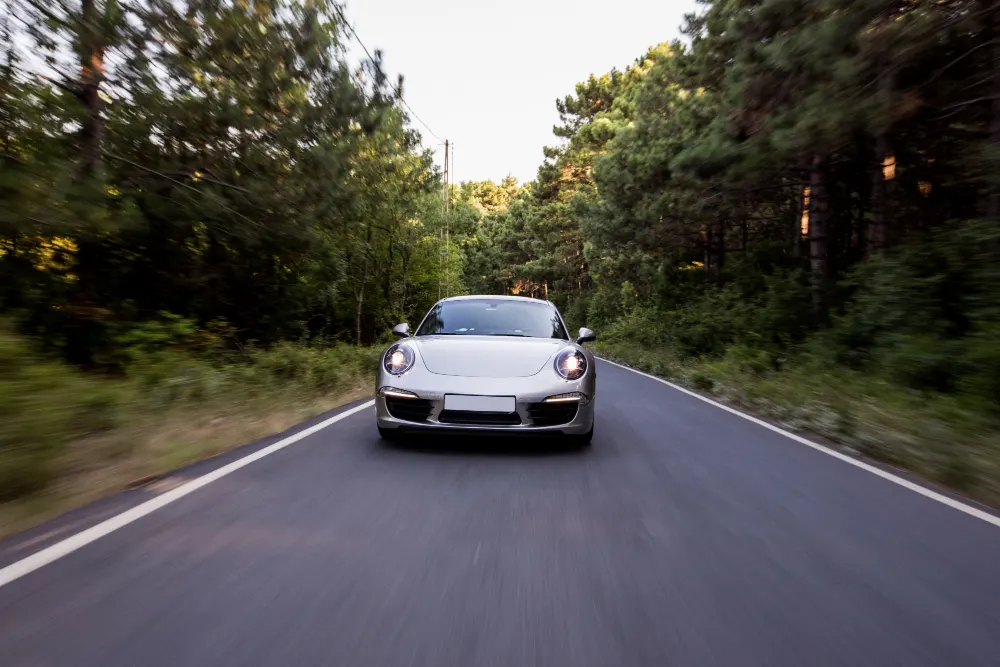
[415,299,569,339]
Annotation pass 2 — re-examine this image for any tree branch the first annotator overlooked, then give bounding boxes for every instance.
[923,39,1000,88]
[930,95,1000,120]
[103,151,262,229]
[30,71,80,98]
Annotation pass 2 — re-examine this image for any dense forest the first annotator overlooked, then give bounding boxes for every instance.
[3,0,1000,505]
[457,0,1000,416]
[1,0,464,365]
[449,0,1000,495]
[0,0,466,505]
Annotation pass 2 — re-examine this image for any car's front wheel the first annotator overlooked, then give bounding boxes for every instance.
[570,424,594,448]
[378,424,403,443]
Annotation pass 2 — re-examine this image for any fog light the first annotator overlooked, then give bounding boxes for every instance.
[543,392,588,404]
[380,387,418,399]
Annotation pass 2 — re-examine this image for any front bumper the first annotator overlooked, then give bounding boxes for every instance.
[376,371,595,435]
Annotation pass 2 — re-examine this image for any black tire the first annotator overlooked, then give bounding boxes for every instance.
[378,425,402,442]
[571,424,594,448]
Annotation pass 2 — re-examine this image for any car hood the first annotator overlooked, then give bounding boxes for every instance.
[413,336,566,378]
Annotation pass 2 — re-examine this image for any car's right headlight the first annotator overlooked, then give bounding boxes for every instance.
[554,348,587,381]
[383,343,415,375]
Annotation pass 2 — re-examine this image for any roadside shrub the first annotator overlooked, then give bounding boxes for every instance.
[724,344,774,376]
[826,221,999,362]
[250,341,377,392]
[127,353,216,407]
[749,269,814,348]
[880,335,966,393]
[561,292,591,331]
[253,342,315,383]
[690,371,715,393]
[666,285,749,357]
[587,282,626,328]
[76,385,124,433]
[954,328,1000,411]
[600,307,668,347]
[0,328,107,501]
[1,324,381,503]
[374,328,398,347]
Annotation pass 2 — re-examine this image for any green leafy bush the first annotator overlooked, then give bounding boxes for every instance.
[880,335,966,393]
[0,327,124,501]
[690,371,715,393]
[956,328,1000,411]
[0,325,379,503]
[561,293,591,332]
[587,282,627,328]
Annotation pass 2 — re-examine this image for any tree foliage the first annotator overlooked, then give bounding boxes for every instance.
[1,0,459,362]
[6,0,1000,414]
[459,0,1000,409]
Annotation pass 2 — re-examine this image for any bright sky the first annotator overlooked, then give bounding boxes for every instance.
[343,0,701,185]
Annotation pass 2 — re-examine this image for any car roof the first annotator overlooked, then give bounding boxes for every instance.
[438,294,554,306]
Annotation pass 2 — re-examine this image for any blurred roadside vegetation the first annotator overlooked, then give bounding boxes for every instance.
[0,0,450,526]
[1,319,379,533]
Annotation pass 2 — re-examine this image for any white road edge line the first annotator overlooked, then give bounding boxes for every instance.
[0,399,376,590]
[599,357,1000,529]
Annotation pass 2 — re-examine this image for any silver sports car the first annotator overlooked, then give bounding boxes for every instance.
[375,295,597,445]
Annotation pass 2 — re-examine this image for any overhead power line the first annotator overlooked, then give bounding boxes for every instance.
[332,4,376,64]
[332,3,453,305]
[332,4,445,144]
[399,98,444,144]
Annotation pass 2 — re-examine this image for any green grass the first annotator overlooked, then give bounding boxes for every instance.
[595,340,1000,507]
[0,330,380,537]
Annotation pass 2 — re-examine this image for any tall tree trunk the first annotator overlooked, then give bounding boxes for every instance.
[808,155,830,316]
[867,42,895,251]
[76,0,106,178]
[355,278,366,347]
[869,135,892,255]
[703,224,714,277]
[67,0,110,344]
[354,221,373,346]
[0,53,11,157]
[989,4,1000,219]
[355,250,370,346]
[399,247,410,323]
[715,219,725,278]
[382,236,394,305]
[793,171,809,260]
[704,219,725,281]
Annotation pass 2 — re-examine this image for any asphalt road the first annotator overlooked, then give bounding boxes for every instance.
[2,360,1000,666]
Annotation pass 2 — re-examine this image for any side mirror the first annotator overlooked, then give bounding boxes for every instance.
[392,322,410,338]
[576,327,596,344]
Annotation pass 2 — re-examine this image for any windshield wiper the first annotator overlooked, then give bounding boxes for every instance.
[491,333,532,337]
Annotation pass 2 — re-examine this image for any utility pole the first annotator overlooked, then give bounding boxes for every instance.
[446,141,453,297]
[439,139,448,301]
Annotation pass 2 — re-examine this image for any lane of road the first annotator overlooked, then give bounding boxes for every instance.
[1,360,999,666]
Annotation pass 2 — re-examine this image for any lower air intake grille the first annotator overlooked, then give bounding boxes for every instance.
[439,410,521,426]
[385,397,434,423]
[527,402,579,426]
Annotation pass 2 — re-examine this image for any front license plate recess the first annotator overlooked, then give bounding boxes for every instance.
[444,394,516,413]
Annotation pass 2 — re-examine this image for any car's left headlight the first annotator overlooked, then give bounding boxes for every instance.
[383,343,415,375]
[554,348,587,380]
